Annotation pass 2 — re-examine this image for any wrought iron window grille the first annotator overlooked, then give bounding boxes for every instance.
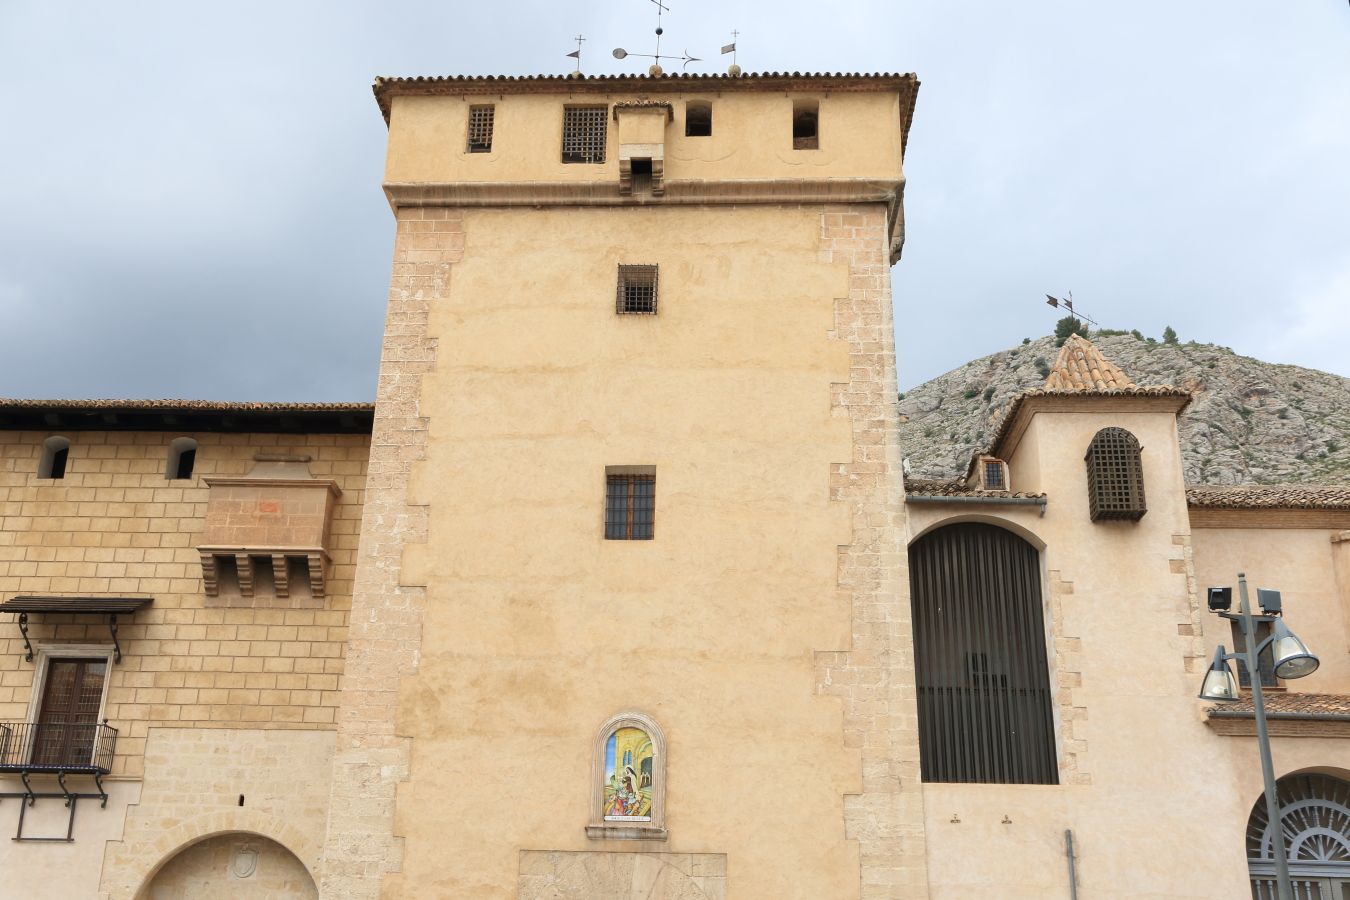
[605,473,655,540]
[467,105,495,153]
[616,265,659,315]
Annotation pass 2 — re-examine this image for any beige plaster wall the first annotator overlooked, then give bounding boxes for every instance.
[385,90,903,185]
[0,779,139,899]
[0,431,367,777]
[339,200,925,900]
[1192,525,1350,693]
[906,409,1255,898]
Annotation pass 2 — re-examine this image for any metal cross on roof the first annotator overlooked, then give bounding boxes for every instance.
[612,0,702,73]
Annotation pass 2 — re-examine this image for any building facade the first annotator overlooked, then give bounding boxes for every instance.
[0,72,1346,899]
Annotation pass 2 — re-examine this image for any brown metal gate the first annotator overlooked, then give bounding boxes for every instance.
[908,523,1058,784]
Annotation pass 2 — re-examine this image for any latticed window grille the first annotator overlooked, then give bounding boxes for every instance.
[605,473,655,540]
[908,523,1058,785]
[982,459,1005,490]
[562,106,607,163]
[467,105,495,153]
[1084,427,1146,521]
[616,265,658,314]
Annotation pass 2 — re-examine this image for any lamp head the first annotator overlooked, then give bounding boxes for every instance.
[1271,619,1319,679]
[1207,587,1232,612]
[1199,645,1240,702]
[1257,588,1283,615]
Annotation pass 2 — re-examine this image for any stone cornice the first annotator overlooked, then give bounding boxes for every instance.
[383,178,909,263]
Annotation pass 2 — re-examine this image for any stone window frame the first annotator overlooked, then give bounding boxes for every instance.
[38,435,71,479]
[586,710,668,841]
[165,437,198,480]
[24,643,117,754]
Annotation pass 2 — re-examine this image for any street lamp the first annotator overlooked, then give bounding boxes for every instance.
[1200,574,1320,900]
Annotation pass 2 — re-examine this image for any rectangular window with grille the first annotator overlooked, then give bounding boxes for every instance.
[562,106,608,163]
[982,460,1005,490]
[605,470,655,540]
[616,265,658,314]
[467,105,495,153]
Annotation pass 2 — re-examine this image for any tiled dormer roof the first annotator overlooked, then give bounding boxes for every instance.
[1043,334,1136,390]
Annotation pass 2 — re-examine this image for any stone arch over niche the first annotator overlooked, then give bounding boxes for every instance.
[110,809,320,900]
[141,832,316,899]
[908,512,1048,552]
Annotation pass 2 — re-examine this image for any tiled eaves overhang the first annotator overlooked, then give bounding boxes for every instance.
[0,399,375,434]
[963,387,1194,481]
[904,478,1048,514]
[1187,485,1350,529]
[372,71,921,150]
[1207,693,1350,738]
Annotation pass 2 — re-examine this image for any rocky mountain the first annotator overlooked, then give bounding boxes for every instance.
[898,333,1350,485]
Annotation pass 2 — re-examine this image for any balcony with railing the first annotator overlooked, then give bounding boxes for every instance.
[0,721,118,774]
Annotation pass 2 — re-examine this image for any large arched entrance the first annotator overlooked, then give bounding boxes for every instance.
[144,832,317,899]
[1247,773,1350,898]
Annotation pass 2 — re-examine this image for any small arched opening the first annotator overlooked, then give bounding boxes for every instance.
[165,437,198,480]
[38,435,71,479]
[1246,772,1350,897]
[143,832,316,899]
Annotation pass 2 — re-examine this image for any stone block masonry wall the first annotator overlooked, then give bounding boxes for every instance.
[320,207,458,898]
[816,205,931,899]
[0,432,368,777]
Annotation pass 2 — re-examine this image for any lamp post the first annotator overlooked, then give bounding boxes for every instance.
[1200,573,1320,900]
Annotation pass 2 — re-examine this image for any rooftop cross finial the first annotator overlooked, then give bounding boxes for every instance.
[565,34,585,74]
[612,0,702,74]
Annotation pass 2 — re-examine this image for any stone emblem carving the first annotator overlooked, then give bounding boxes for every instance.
[230,843,259,879]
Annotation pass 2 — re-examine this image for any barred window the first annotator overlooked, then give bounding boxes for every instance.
[467,104,495,153]
[982,460,1005,490]
[616,265,658,314]
[562,106,607,163]
[605,470,655,540]
[1084,427,1146,521]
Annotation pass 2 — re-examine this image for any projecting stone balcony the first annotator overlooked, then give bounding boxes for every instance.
[196,455,341,604]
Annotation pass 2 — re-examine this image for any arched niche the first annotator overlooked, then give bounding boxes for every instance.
[587,711,667,841]
[142,832,316,899]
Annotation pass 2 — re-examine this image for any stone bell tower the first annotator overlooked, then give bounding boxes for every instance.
[322,70,928,900]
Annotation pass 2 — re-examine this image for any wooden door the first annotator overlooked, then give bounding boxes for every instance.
[34,658,106,766]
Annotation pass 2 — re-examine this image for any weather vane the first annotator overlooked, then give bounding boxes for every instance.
[565,34,585,75]
[612,0,702,75]
[722,30,741,75]
[1044,292,1101,328]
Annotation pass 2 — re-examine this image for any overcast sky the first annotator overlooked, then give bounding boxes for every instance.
[1,1,1347,400]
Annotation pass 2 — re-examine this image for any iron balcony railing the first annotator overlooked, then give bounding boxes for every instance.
[0,721,118,774]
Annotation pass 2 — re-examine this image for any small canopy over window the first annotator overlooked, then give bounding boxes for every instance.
[38,436,70,479]
[1084,427,1146,521]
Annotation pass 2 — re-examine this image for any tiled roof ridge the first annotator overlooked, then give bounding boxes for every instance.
[0,398,374,412]
[904,477,1046,500]
[1208,692,1350,718]
[1043,334,1137,391]
[1186,484,1350,510]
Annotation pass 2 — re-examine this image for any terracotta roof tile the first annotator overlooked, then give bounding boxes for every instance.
[1043,334,1136,390]
[1208,693,1350,719]
[0,398,373,413]
[1186,484,1350,510]
[905,478,1046,500]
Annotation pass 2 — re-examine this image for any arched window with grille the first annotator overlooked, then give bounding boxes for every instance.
[1247,772,1350,898]
[908,522,1058,784]
[1084,427,1146,521]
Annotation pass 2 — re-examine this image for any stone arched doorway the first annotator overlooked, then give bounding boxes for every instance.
[144,832,317,899]
[1247,772,1350,898]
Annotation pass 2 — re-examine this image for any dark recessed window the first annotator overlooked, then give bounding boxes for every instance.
[616,265,659,315]
[39,436,70,479]
[562,106,608,164]
[792,100,819,150]
[685,101,712,137]
[467,104,495,153]
[605,470,655,540]
[1085,427,1146,521]
[982,460,1005,490]
[909,522,1058,785]
[167,437,198,480]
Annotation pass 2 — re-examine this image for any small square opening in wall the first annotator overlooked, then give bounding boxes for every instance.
[792,99,819,149]
[616,265,659,315]
[605,467,655,540]
[685,101,712,137]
